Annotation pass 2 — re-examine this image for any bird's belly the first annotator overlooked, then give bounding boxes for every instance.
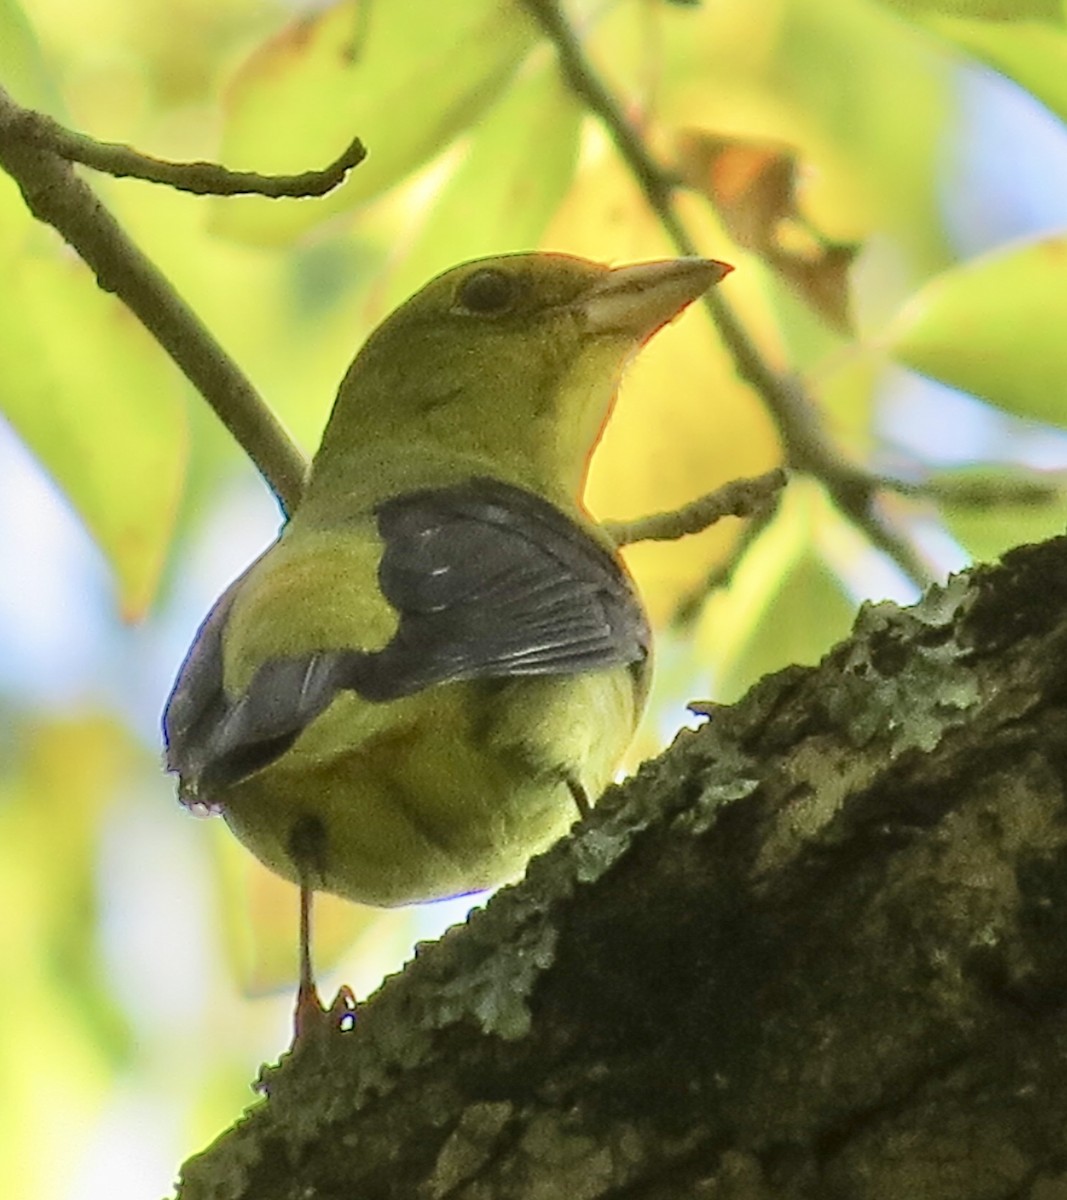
[219,669,638,907]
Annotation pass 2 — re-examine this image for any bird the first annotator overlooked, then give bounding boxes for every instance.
[162,251,730,1036]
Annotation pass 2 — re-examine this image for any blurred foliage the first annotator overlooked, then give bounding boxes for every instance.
[1,0,1066,1197]
[213,0,538,243]
[0,716,130,1200]
[889,233,1067,427]
[0,247,188,618]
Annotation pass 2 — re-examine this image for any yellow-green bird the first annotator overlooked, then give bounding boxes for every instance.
[163,252,728,1024]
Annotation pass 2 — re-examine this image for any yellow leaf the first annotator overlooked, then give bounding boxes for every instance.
[546,145,782,623]
[0,715,138,1200]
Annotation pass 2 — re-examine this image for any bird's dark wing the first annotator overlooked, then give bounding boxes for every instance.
[163,477,649,795]
[359,477,649,696]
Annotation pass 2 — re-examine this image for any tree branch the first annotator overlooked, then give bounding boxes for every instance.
[14,105,366,197]
[0,85,310,515]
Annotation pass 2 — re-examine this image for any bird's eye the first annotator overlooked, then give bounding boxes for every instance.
[454,269,518,315]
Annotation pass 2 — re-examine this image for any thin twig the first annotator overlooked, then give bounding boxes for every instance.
[604,468,787,547]
[520,0,934,589]
[15,106,366,198]
[0,85,308,515]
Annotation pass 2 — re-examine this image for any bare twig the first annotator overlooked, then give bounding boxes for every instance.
[520,0,934,589]
[14,106,366,198]
[0,85,308,515]
[604,468,787,547]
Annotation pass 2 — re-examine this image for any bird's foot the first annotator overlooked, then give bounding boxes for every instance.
[292,980,357,1051]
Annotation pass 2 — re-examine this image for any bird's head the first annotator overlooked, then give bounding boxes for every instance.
[307,252,731,511]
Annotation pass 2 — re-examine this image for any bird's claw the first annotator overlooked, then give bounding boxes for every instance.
[292,981,357,1050]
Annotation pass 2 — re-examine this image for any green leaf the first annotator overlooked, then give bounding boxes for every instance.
[925,15,1067,126]
[718,552,856,703]
[887,234,1067,429]
[377,51,582,314]
[0,252,187,618]
[933,464,1067,561]
[0,0,63,111]
[697,480,857,703]
[212,0,536,245]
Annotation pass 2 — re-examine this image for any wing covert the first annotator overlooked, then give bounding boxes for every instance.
[357,477,649,698]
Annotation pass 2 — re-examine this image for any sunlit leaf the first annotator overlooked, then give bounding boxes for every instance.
[0,251,187,618]
[719,551,855,702]
[586,0,787,109]
[933,464,1067,561]
[696,479,856,703]
[887,234,1067,429]
[25,0,273,108]
[547,144,782,625]
[213,0,536,245]
[374,51,582,317]
[0,148,35,263]
[695,483,806,692]
[923,15,1067,127]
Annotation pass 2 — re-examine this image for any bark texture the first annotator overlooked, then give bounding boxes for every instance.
[177,535,1067,1200]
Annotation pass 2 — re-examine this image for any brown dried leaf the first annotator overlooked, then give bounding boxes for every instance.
[676,129,859,334]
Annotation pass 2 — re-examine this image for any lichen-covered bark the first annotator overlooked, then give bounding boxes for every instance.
[177,536,1067,1200]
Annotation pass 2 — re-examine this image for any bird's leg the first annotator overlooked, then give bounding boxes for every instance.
[294,871,322,1039]
[288,815,355,1047]
[566,775,591,820]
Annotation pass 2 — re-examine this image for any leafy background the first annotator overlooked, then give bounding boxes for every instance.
[2,0,1067,1196]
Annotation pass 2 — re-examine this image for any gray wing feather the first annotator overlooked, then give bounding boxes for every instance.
[162,478,648,796]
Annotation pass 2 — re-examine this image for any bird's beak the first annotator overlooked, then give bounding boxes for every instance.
[579,257,732,340]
